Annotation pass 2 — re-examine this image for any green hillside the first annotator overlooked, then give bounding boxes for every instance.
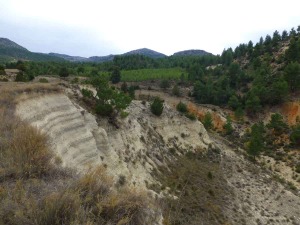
[0,38,63,62]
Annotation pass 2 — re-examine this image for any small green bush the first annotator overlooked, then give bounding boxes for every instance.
[185,112,196,121]
[120,111,129,118]
[39,78,49,83]
[172,84,181,96]
[150,97,164,116]
[160,79,170,89]
[202,112,213,130]
[15,72,27,82]
[290,124,300,147]
[81,88,94,98]
[176,101,188,113]
[95,103,113,116]
[71,77,79,84]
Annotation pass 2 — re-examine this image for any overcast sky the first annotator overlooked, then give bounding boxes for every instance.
[0,0,300,57]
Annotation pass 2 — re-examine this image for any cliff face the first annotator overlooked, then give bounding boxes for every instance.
[16,93,212,190]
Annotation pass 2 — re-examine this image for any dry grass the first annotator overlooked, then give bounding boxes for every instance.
[153,151,232,225]
[0,120,53,179]
[0,82,158,225]
[0,167,157,225]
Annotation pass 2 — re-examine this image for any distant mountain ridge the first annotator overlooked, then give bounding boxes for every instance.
[0,37,212,63]
[173,49,212,57]
[48,53,89,62]
[88,55,115,63]
[48,48,167,62]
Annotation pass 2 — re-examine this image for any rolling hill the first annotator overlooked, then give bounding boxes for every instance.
[0,38,63,62]
[173,49,212,57]
[122,48,167,58]
[50,48,167,62]
[48,53,89,62]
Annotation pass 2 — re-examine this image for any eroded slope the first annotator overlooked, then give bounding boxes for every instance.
[16,93,212,190]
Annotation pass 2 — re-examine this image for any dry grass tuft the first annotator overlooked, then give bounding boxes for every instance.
[0,111,54,180]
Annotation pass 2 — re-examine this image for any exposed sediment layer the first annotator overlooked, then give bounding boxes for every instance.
[16,93,211,189]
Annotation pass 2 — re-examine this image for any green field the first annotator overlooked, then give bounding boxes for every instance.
[120,68,187,82]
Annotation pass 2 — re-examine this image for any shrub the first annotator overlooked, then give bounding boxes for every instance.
[290,124,300,147]
[36,192,81,225]
[110,66,121,84]
[160,79,170,89]
[117,175,126,186]
[59,67,69,77]
[128,86,135,99]
[95,103,113,116]
[39,78,49,83]
[185,112,196,121]
[81,88,94,98]
[150,97,164,116]
[234,107,244,122]
[223,116,234,135]
[91,77,131,118]
[71,77,79,84]
[120,111,129,118]
[0,115,54,179]
[172,84,181,96]
[176,101,188,113]
[15,72,27,82]
[121,82,128,92]
[202,112,213,130]
[267,113,289,135]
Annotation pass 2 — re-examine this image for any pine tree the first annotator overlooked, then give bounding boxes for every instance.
[284,62,300,92]
[110,66,121,84]
[223,116,234,135]
[248,122,265,160]
[245,94,261,116]
[267,113,288,135]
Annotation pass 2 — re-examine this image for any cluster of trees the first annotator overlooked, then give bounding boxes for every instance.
[246,113,299,159]
[4,51,221,81]
[190,26,300,117]
[81,77,132,124]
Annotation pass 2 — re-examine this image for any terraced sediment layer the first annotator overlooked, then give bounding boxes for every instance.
[16,93,212,189]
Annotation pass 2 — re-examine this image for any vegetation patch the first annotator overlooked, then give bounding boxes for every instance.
[121,68,187,82]
[152,151,233,225]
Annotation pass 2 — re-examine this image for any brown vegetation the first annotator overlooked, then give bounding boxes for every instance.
[152,151,232,225]
[187,103,225,131]
[281,101,300,125]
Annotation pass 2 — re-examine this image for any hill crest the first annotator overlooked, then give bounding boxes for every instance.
[173,49,212,57]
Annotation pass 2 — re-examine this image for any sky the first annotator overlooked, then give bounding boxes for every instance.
[0,0,300,57]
